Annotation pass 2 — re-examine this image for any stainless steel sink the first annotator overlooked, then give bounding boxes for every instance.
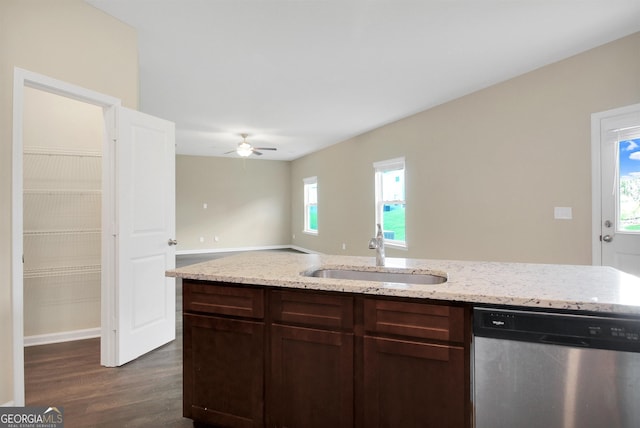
[304,268,447,285]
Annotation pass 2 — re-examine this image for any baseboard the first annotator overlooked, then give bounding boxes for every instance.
[288,245,318,254]
[176,244,317,256]
[24,327,101,347]
[1,401,15,407]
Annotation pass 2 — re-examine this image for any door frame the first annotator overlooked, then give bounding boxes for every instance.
[590,102,640,267]
[11,68,121,406]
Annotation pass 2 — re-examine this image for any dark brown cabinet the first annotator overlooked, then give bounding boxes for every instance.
[183,281,265,427]
[183,280,471,428]
[270,324,354,427]
[363,299,468,428]
[269,290,355,428]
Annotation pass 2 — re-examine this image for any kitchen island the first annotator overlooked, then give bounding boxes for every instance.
[168,251,640,314]
[167,251,640,428]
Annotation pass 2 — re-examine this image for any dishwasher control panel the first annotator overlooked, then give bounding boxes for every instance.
[474,308,640,353]
[481,311,516,330]
[603,326,640,341]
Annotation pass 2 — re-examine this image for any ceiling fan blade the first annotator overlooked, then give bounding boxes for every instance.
[254,147,277,151]
[224,150,236,154]
[253,150,263,156]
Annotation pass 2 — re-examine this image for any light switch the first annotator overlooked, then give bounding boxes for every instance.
[203,203,208,209]
[554,207,572,220]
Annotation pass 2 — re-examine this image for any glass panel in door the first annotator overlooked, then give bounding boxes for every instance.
[618,138,640,233]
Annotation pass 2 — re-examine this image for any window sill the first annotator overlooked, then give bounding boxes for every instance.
[303,230,318,236]
[384,241,407,250]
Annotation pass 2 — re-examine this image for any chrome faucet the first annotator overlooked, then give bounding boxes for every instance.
[368,223,385,267]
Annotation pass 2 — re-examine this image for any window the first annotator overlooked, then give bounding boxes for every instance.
[304,176,318,234]
[374,158,406,248]
[618,138,640,232]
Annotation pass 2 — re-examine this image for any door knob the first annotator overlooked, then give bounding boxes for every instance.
[168,239,178,246]
[602,235,613,243]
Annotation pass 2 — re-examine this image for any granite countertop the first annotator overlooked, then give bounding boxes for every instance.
[167,251,640,315]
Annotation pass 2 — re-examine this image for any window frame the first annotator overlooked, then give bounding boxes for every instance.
[373,157,407,249]
[303,176,318,235]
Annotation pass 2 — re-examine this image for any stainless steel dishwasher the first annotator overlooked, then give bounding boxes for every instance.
[473,307,640,428]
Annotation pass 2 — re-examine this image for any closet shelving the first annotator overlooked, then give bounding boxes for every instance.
[23,146,102,314]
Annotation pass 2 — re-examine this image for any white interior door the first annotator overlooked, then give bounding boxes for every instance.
[114,106,176,365]
[595,104,640,277]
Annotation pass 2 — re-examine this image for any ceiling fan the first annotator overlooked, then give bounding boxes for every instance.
[225,133,277,157]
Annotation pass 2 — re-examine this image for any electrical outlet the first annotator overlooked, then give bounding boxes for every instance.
[554,207,572,220]
[214,236,220,242]
[342,243,346,250]
[199,236,204,243]
[203,203,208,209]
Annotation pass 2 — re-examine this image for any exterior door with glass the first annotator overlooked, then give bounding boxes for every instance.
[593,104,640,277]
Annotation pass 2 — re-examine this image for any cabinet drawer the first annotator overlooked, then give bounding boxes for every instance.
[271,290,354,330]
[364,299,464,342]
[183,281,264,319]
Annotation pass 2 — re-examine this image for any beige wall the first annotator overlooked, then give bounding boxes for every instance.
[0,0,637,407]
[292,32,640,263]
[0,0,137,405]
[176,155,292,251]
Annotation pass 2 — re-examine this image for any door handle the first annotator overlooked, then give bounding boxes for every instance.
[168,239,178,246]
[602,235,613,243]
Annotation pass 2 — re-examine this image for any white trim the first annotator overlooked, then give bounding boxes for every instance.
[102,106,117,368]
[591,103,640,267]
[1,401,15,407]
[384,242,409,251]
[373,156,407,249]
[24,328,101,347]
[591,110,603,266]
[289,245,318,254]
[19,68,120,106]
[12,67,122,406]
[303,176,317,185]
[11,66,26,410]
[373,156,405,172]
[175,244,309,256]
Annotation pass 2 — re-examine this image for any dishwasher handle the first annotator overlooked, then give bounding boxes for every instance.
[539,334,591,348]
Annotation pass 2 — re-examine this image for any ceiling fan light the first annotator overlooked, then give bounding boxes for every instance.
[237,142,253,157]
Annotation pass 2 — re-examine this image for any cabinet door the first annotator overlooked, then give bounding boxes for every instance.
[270,324,354,428]
[364,336,466,428]
[184,314,264,428]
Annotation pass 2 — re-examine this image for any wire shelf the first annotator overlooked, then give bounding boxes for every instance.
[24,264,101,279]
[23,191,101,231]
[23,232,100,271]
[24,146,102,157]
[24,272,101,310]
[23,151,101,191]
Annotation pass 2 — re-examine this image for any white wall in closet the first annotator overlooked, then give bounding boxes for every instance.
[23,87,103,340]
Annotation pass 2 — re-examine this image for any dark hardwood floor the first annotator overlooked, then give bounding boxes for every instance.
[25,280,192,428]
[25,250,302,427]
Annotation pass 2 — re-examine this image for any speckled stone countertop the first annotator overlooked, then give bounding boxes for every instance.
[167,251,640,315]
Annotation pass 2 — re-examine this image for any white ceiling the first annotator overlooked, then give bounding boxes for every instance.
[87,0,640,161]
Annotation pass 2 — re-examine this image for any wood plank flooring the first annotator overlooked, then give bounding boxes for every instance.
[24,251,301,427]
[25,281,193,428]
